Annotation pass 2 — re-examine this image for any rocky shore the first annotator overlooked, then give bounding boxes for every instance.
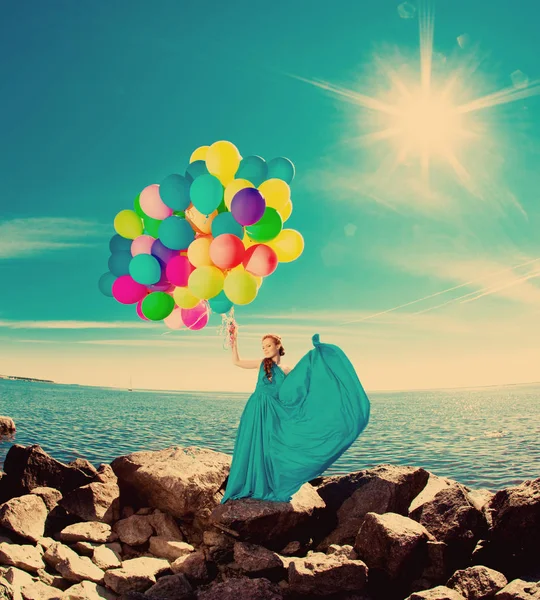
[0,441,538,600]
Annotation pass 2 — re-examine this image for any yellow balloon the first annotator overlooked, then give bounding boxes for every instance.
[114,210,143,240]
[224,270,258,305]
[188,266,224,300]
[253,275,263,289]
[205,141,241,184]
[279,199,293,222]
[190,145,209,163]
[185,205,217,234]
[242,232,258,249]
[187,237,214,267]
[268,229,304,263]
[173,286,200,309]
[258,179,290,212]
[224,179,254,210]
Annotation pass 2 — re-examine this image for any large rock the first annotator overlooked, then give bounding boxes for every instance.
[110,446,230,519]
[113,515,153,546]
[315,465,430,550]
[1,445,95,498]
[210,483,325,550]
[149,537,194,562]
[0,495,48,542]
[143,573,193,599]
[62,579,119,600]
[488,478,540,567]
[0,417,16,436]
[43,541,105,583]
[2,565,35,591]
[149,509,184,541]
[92,544,122,570]
[30,488,63,512]
[170,551,210,584]
[287,550,368,596]
[409,482,487,564]
[16,579,65,599]
[405,586,466,599]
[59,465,120,524]
[446,566,508,599]
[0,542,45,572]
[354,512,433,579]
[494,578,540,599]
[103,557,170,594]
[196,576,283,600]
[58,522,116,544]
[0,578,15,600]
[233,542,284,577]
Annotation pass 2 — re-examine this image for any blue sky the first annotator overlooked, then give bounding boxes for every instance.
[1,0,539,392]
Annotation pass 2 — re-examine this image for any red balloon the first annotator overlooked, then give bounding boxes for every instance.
[243,244,278,277]
[166,255,194,286]
[209,234,245,270]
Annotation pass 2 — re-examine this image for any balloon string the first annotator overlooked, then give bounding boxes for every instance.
[217,307,236,349]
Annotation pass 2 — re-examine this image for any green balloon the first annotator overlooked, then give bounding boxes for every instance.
[173,210,186,217]
[144,216,161,238]
[216,199,227,214]
[246,207,283,243]
[134,194,145,218]
[141,292,175,321]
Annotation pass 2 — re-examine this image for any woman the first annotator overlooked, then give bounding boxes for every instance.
[220,326,371,504]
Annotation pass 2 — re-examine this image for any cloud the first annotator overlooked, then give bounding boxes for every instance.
[0,217,109,259]
[0,320,160,329]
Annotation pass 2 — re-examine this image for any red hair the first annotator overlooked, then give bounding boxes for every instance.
[262,334,285,381]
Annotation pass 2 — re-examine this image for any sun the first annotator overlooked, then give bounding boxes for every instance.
[286,0,539,185]
[393,88,465,161]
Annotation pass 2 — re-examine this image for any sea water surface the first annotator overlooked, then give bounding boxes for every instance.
[1,379,538,492]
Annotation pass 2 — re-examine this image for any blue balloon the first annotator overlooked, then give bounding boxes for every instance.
[209,291,233,314]
[267,157,295,184]
[129,254,162,285]
[185,160,209,182]
[158,216,195,250]
[109,234,131,254]
[190,174,223,215]
[211,212,244,239]
[98,272,116,297]
[160,174,191,211]
[236,155,268,187]
[108,252,132,277]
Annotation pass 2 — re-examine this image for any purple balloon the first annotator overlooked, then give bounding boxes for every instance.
[151,239,178,266]
[231,188,266,226]
[148,268,170,291]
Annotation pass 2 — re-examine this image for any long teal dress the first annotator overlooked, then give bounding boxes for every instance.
[220,334,371,503]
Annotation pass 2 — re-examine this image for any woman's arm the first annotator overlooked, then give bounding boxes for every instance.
[230,324,262,369]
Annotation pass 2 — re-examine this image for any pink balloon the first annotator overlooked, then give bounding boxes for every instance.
[164,307,184,330]
[243,244,278,277]
[136,298,148,320]
[181,301,209,331]
[131,235,156,256]
[139,184,173,220]
[209,234,245,269]
[112,275,148,304]
[166,255,195,287]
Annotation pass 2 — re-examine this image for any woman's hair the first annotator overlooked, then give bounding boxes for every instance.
[262,334,285,381]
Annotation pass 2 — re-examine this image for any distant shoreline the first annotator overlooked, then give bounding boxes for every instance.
[0,374,539,395]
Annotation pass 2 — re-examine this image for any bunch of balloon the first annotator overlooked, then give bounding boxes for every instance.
[98,140,304,331]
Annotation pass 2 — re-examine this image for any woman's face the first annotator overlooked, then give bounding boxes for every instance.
[262,337,280,359]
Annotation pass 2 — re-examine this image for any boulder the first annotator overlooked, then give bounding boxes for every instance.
[0,542,45,572]
[59,465,120,524]
[315,465,430,550]
[494,578,540,599]
[103,557,170,594]
[113,516,153,546]
[405,586,466,599]
[110,446,230,519]
[210,483,325,550]
[43,541,105,583]
[170,551,210,584]
[29,488,63,512]
[0,417,16,436]
[233,542,284,579]
[354,512,433,579]
[196,576,283,600]
[62,579,119,599]
[488,478,540,569]
[409,482,487,564]
[92,544,122,570]
[0,495,48,542]
[2,445,94,497]
[446,566,508,600]
[287,551,368,596]
[143,573,193,599]
[57,522,116,544]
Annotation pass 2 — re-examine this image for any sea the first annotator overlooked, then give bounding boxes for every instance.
[1,379,538,493]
